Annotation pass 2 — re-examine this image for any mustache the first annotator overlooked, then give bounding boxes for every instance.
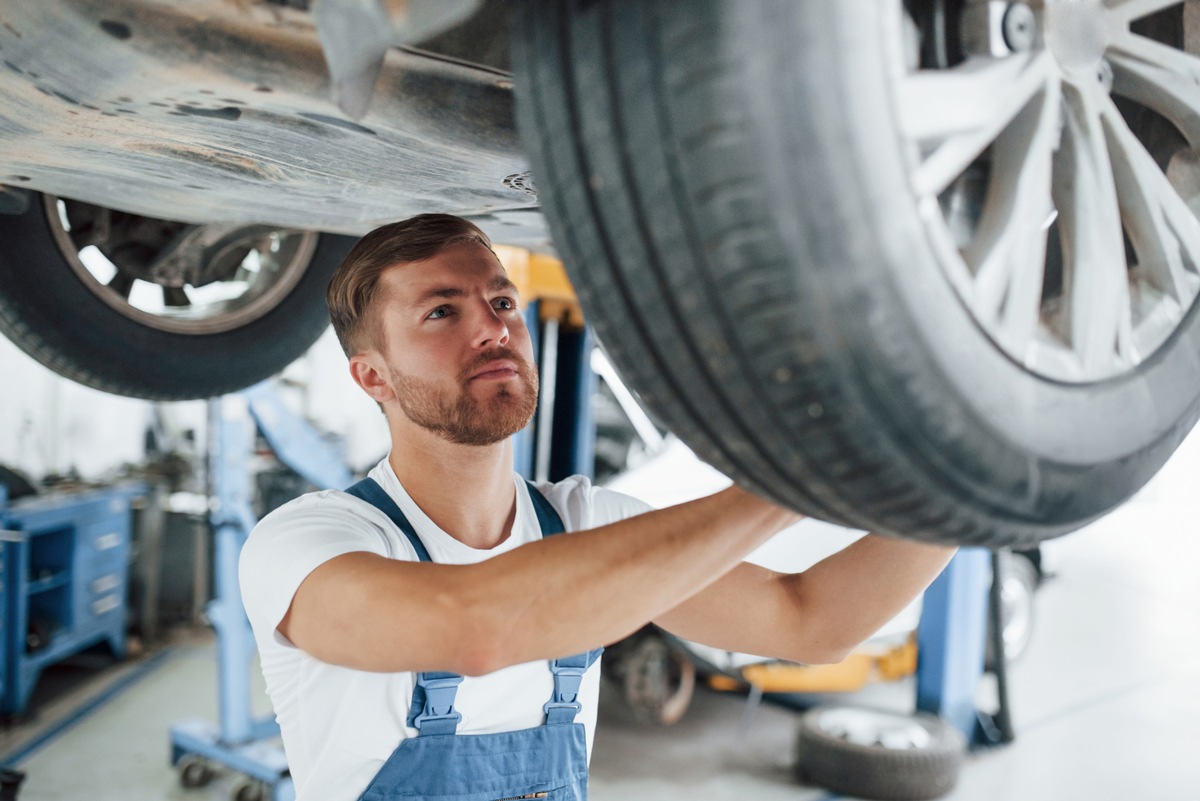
[458,347,536,382]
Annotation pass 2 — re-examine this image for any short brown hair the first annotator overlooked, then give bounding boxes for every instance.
[327,214,492,356]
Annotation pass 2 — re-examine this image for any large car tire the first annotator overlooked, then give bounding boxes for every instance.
[0,194,356,400]
[512,0,1200,547]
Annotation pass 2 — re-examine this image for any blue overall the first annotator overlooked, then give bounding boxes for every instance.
[344,478,602,801]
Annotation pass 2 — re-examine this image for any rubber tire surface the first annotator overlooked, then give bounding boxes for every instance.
[511,0,1200,547]
[795,708,965,801]
[0,194,356,400]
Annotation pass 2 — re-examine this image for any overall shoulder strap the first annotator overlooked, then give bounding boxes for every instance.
[344,478,433,564]
[344,477,459,735]
[524,479,605,725]
[523,478,566,536]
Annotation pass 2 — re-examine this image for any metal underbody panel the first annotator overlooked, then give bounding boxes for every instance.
[0,1,549,247]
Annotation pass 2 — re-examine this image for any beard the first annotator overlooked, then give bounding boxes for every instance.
[390,347,539,446]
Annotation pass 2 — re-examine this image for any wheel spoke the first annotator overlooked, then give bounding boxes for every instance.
[1056,83,1134,375]
[1101,92,1200,307]
[963,77,1063,358]
[1106,0,1183,26]
[898,52,1057,196]
[1108,32,1200,147]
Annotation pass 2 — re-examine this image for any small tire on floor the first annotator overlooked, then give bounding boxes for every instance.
[795,706,965,801]
[178,756,215,789]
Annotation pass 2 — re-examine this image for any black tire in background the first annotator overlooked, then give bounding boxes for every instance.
[511,0,1200,547]
[795,707,965,801]
[0,194,356,400]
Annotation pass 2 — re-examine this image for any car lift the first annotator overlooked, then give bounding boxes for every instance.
[169,384,354,801]
[168,250,995,801]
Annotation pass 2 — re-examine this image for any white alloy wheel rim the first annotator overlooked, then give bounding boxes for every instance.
[887,0,1200,383]
[815,708,934,750]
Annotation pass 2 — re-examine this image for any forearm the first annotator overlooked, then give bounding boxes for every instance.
[779,535,956,662]
[458,486,799,672]
[653,533,955,666]
[287,486,799,674]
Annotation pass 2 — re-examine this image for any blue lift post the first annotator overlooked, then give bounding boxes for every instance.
[915,548,992,743]
[170,384,353,801]
[519,299,596,483]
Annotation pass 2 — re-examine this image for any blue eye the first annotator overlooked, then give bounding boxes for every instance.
[494,298,516,310]
[427,306,450,319]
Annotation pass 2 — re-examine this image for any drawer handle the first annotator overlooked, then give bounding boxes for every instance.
[94,533,122,551]
[91,595,121,616]
[91,574,120,594]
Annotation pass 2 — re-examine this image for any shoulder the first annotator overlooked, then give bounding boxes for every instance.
[241,488,404,576]
[251,488,394,545]
[238,487,405,643]
[531,474,655,531]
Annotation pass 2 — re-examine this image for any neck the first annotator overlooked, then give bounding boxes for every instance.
[386,413,519,550]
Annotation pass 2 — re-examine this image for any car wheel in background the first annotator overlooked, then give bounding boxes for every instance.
[0,194,356,400]
[795,706,965,801]
[986,549,1040,669]
[513,0,1200,547]
[608,630,697,726]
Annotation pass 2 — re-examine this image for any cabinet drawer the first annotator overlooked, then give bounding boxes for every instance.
[89,593,123,618]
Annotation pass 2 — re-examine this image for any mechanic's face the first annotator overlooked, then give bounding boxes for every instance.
[373,241,538,446]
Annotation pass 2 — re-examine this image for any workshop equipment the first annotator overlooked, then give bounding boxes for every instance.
[0,482,143,716]
[169,384,353,801]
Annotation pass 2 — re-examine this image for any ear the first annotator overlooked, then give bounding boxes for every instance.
[349,352,397,405]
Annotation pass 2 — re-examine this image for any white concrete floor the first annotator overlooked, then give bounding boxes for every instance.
[2,447,1198,801]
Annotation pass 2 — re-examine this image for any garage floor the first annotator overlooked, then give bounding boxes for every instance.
[1,451,1197,801]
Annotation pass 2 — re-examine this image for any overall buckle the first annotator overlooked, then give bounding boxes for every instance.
[544,665,586,720]
[413,674,464,732]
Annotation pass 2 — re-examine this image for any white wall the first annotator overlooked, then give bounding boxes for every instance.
[0,335,159,481]
[0,326,390,484]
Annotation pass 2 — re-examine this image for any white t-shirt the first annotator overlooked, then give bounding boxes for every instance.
[239,458,652,801]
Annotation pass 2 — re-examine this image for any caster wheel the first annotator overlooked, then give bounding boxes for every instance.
[233,779,268,801]
[178,756,215,789]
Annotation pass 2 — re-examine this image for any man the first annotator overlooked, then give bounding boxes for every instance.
[239,214,956,801]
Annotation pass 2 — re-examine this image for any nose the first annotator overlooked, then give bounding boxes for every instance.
[471,300,510,349]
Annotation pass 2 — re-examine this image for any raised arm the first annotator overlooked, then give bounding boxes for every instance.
[277,485,799,675]
[654,534,956,665]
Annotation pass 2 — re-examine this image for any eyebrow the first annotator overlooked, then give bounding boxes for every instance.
[410,276,519,310]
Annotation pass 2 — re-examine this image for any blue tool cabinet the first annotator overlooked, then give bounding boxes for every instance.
[0,484,143,716]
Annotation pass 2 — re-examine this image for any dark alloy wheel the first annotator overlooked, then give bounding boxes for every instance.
[0,193,356,400]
